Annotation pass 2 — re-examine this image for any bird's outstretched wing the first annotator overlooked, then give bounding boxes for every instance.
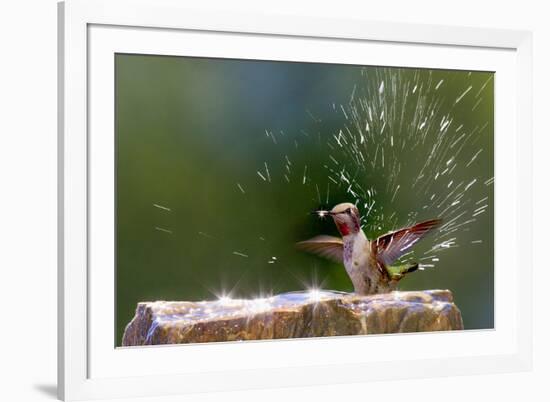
[373,219,442,266]
[296,235,344,263]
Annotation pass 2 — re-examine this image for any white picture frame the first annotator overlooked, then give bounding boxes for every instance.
[58,0,533,400]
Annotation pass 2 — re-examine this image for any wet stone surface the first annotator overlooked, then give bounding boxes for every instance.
[121,289,463,346]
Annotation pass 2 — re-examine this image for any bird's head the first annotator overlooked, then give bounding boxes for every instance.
[314,202,361,237]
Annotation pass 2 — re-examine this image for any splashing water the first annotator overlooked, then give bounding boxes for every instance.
[246,67,493,269]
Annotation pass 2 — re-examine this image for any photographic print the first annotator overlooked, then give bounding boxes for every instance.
[116,55,494,347]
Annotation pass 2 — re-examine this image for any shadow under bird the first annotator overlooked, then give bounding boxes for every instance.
[297,202,442,295]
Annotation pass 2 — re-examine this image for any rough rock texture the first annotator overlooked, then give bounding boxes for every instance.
[122,289,463,346]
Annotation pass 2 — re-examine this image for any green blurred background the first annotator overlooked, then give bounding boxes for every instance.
[115,54,494,345]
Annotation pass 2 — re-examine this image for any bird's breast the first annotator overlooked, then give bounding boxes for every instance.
[343,235,369,274]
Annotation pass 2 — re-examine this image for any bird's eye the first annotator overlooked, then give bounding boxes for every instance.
[346,208,352,214]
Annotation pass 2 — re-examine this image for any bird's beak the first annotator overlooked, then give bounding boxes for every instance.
[311,210,333,217]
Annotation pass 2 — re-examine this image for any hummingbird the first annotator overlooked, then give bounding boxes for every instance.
[296,202,442,295]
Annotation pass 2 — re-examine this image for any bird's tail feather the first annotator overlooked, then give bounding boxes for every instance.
[386,262,419,281]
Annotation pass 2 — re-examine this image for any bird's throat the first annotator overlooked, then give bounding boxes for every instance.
[337,222,351,236]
